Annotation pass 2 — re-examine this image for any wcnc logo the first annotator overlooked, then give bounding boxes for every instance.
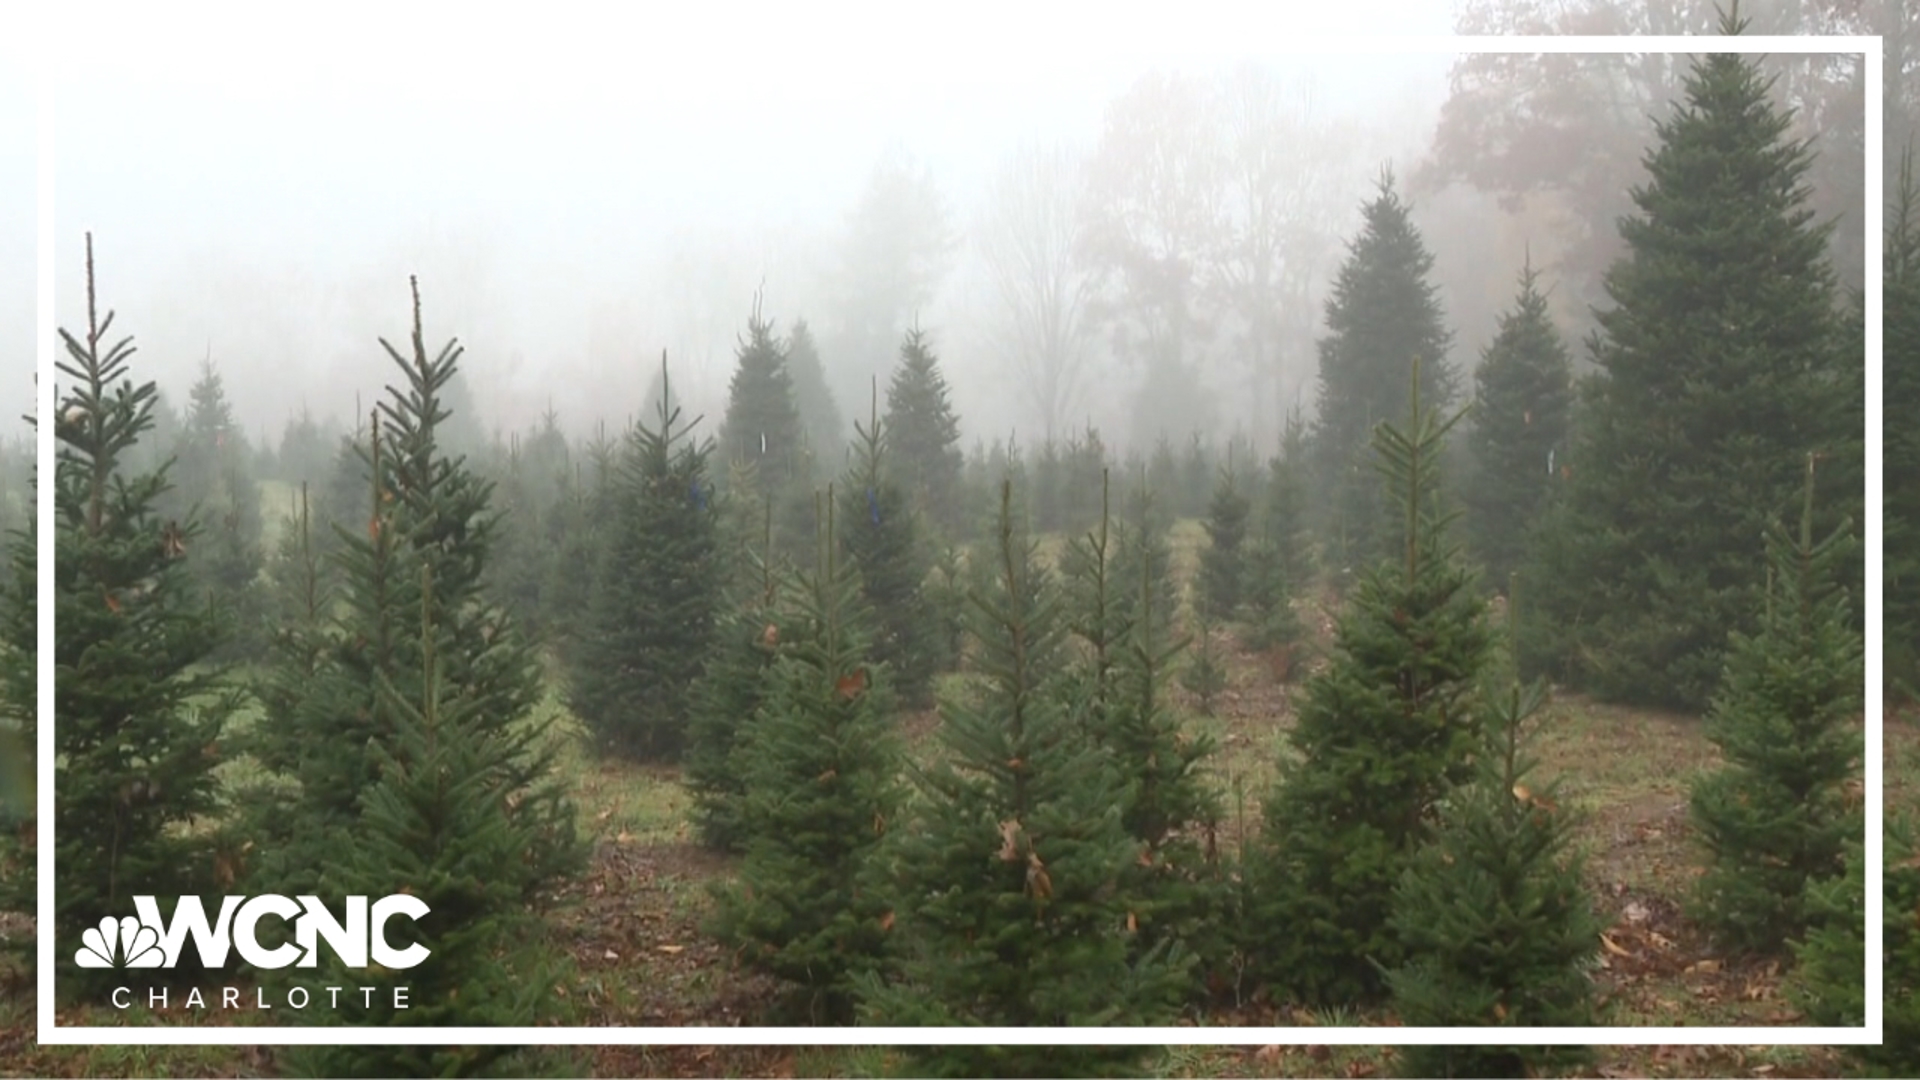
[75,895,432,971]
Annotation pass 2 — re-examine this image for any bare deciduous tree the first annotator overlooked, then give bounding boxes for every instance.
[975,141,1097,444]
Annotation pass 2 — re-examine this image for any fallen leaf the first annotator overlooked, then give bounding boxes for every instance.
[596,808,613,823]
[1601,933,1632,958]
[657,944,685,954]
[602,949,619,960]
[615,830,634,844]
[1253,1045,1283,1063]
[1624,900,1650,923]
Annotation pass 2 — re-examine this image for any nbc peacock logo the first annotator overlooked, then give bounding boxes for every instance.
[75,915,166,969]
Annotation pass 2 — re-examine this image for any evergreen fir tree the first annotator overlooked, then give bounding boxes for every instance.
[167,359,266,658]
[250,279,582,914]
[1792,814,1919,1076]
[1179,606,1228,718]
[47,236,237,986]
[883,326,965,536]
[719,301,805,501]
[569,355,722,761]
[1240,528,1304,661]
[0,416,35,961]
[283,568,574,1079]
[1178,434,1210,520]
[840,381,937,707]
[1111,479,1178,652]
[544,424,618,658]
[684,494,786,852]
[925,540,969,672]
[275,404,335,486]
[1262,408,1316,599]
[1058,470,1127,741]
[1196,456,1251,623]
[1530,14,1859,711]
[707,491,905,1022]
[1310,169,1456,572]
[856,482,1183,1076]
[1246,364,1490,1004]
[1385,612,1600,1078]
[785,318,845,473]
[1885,149,1920,691]
[1689,455,1863,953]
[1464,257,1573,589]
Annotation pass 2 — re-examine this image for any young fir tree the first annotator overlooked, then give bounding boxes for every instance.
[1885,149,1920,691]
[1057,470,1127,741]
[857,482,1184,1076]
[1311,169,1456,573]
[0,417,34,957]
[1464,257,1573,589]
[785,318,845,473]
[1111,478,1178,653]
[569,355,723,761]
[683,494,787,852]
[544,424,618,658]
[719,302,809,555]
[250,280,583,911]
[707,492,905,1022]
[1196,456,1251,623]
[1792,814,1920,1076]
[839,381,937,708]
[1529,12,1858,712]
[48,237,237,987]
[282,570,574,1079]
[1385,597,1600,1078]
[168,359,266,658]
[1107,509,1225,998]
[883,326,965,536]
[925,540,968,672]
[1247,364,1491,1004]
[1260,408,1316,596]
[1689,455,1863,954]
[1180,604,1228,718]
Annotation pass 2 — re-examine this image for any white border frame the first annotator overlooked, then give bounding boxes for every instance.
[34,33,1883,1047]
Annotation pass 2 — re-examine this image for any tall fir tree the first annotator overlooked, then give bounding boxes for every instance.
[1261,408,1316,599]
[785,318,845,473]
[167,359,266,659]
[839,381,937,708]
[1886,148,1920,691]
[683,494,787,852]
[1385,605,1600,1078]
[1528,14,1859,711]
[1247,365,1490,1004]
[1689,455,1863,953]
[719,301,816,563]
[1311,169,1456,573]
[1464,258,1573,589]
[48,236,237,988]
[0,414,35,962]
[856,483,1183,1076]
[269,280,582,1076]
[1111,478,1179,652]
[1196,456,1251,623]
[570,355,722,761]
[707,491,905,1022]
[250,279,582,910]
[883,326,965,536]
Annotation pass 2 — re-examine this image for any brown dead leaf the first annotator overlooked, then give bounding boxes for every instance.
[596,808,614,822]
[1126,911,1137,933]
[1687,959,1722,975]
[997,819,1022,862]
[1601,933,1632,958]
[657,944,685,954]
[1253,1045,1284,1063]
[615,830,635,844]
[880,910,895,932]
[1026,852,1053,901]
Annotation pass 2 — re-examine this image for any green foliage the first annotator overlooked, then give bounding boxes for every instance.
[240,274,576,907]
[1886,150,1920,694]
[1248,368,1490,1004]
[924,541,968,672]
[1311,169,1457,572]
[1111,480,1177,654]
[1261,410,1316,599]
[684,496,785,852]
[1793,815,1919,1076]
[1196,461,1250,623]
[883,327,965,536]
[857,484,1181,1075]
[568,358,722,761]
[165,359,266,661]
[1530,18,1858,711]
[1179,609,1227,718]
[720,304,810,558]
[839,385,937,708]
[0,424,35,953]
[1464,259,1572,589]
[48,237,236,990]
[707,493,905,1023]
[281,573,573,1079]
[1386,675,1600,1078]
[1689,457,1863,954]
[785,319,846,473]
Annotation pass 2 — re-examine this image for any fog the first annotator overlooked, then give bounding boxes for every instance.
[27,4,1863,466]
[2,63,29,432]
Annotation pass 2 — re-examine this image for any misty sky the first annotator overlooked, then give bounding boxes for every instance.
[21,4,1471,453]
